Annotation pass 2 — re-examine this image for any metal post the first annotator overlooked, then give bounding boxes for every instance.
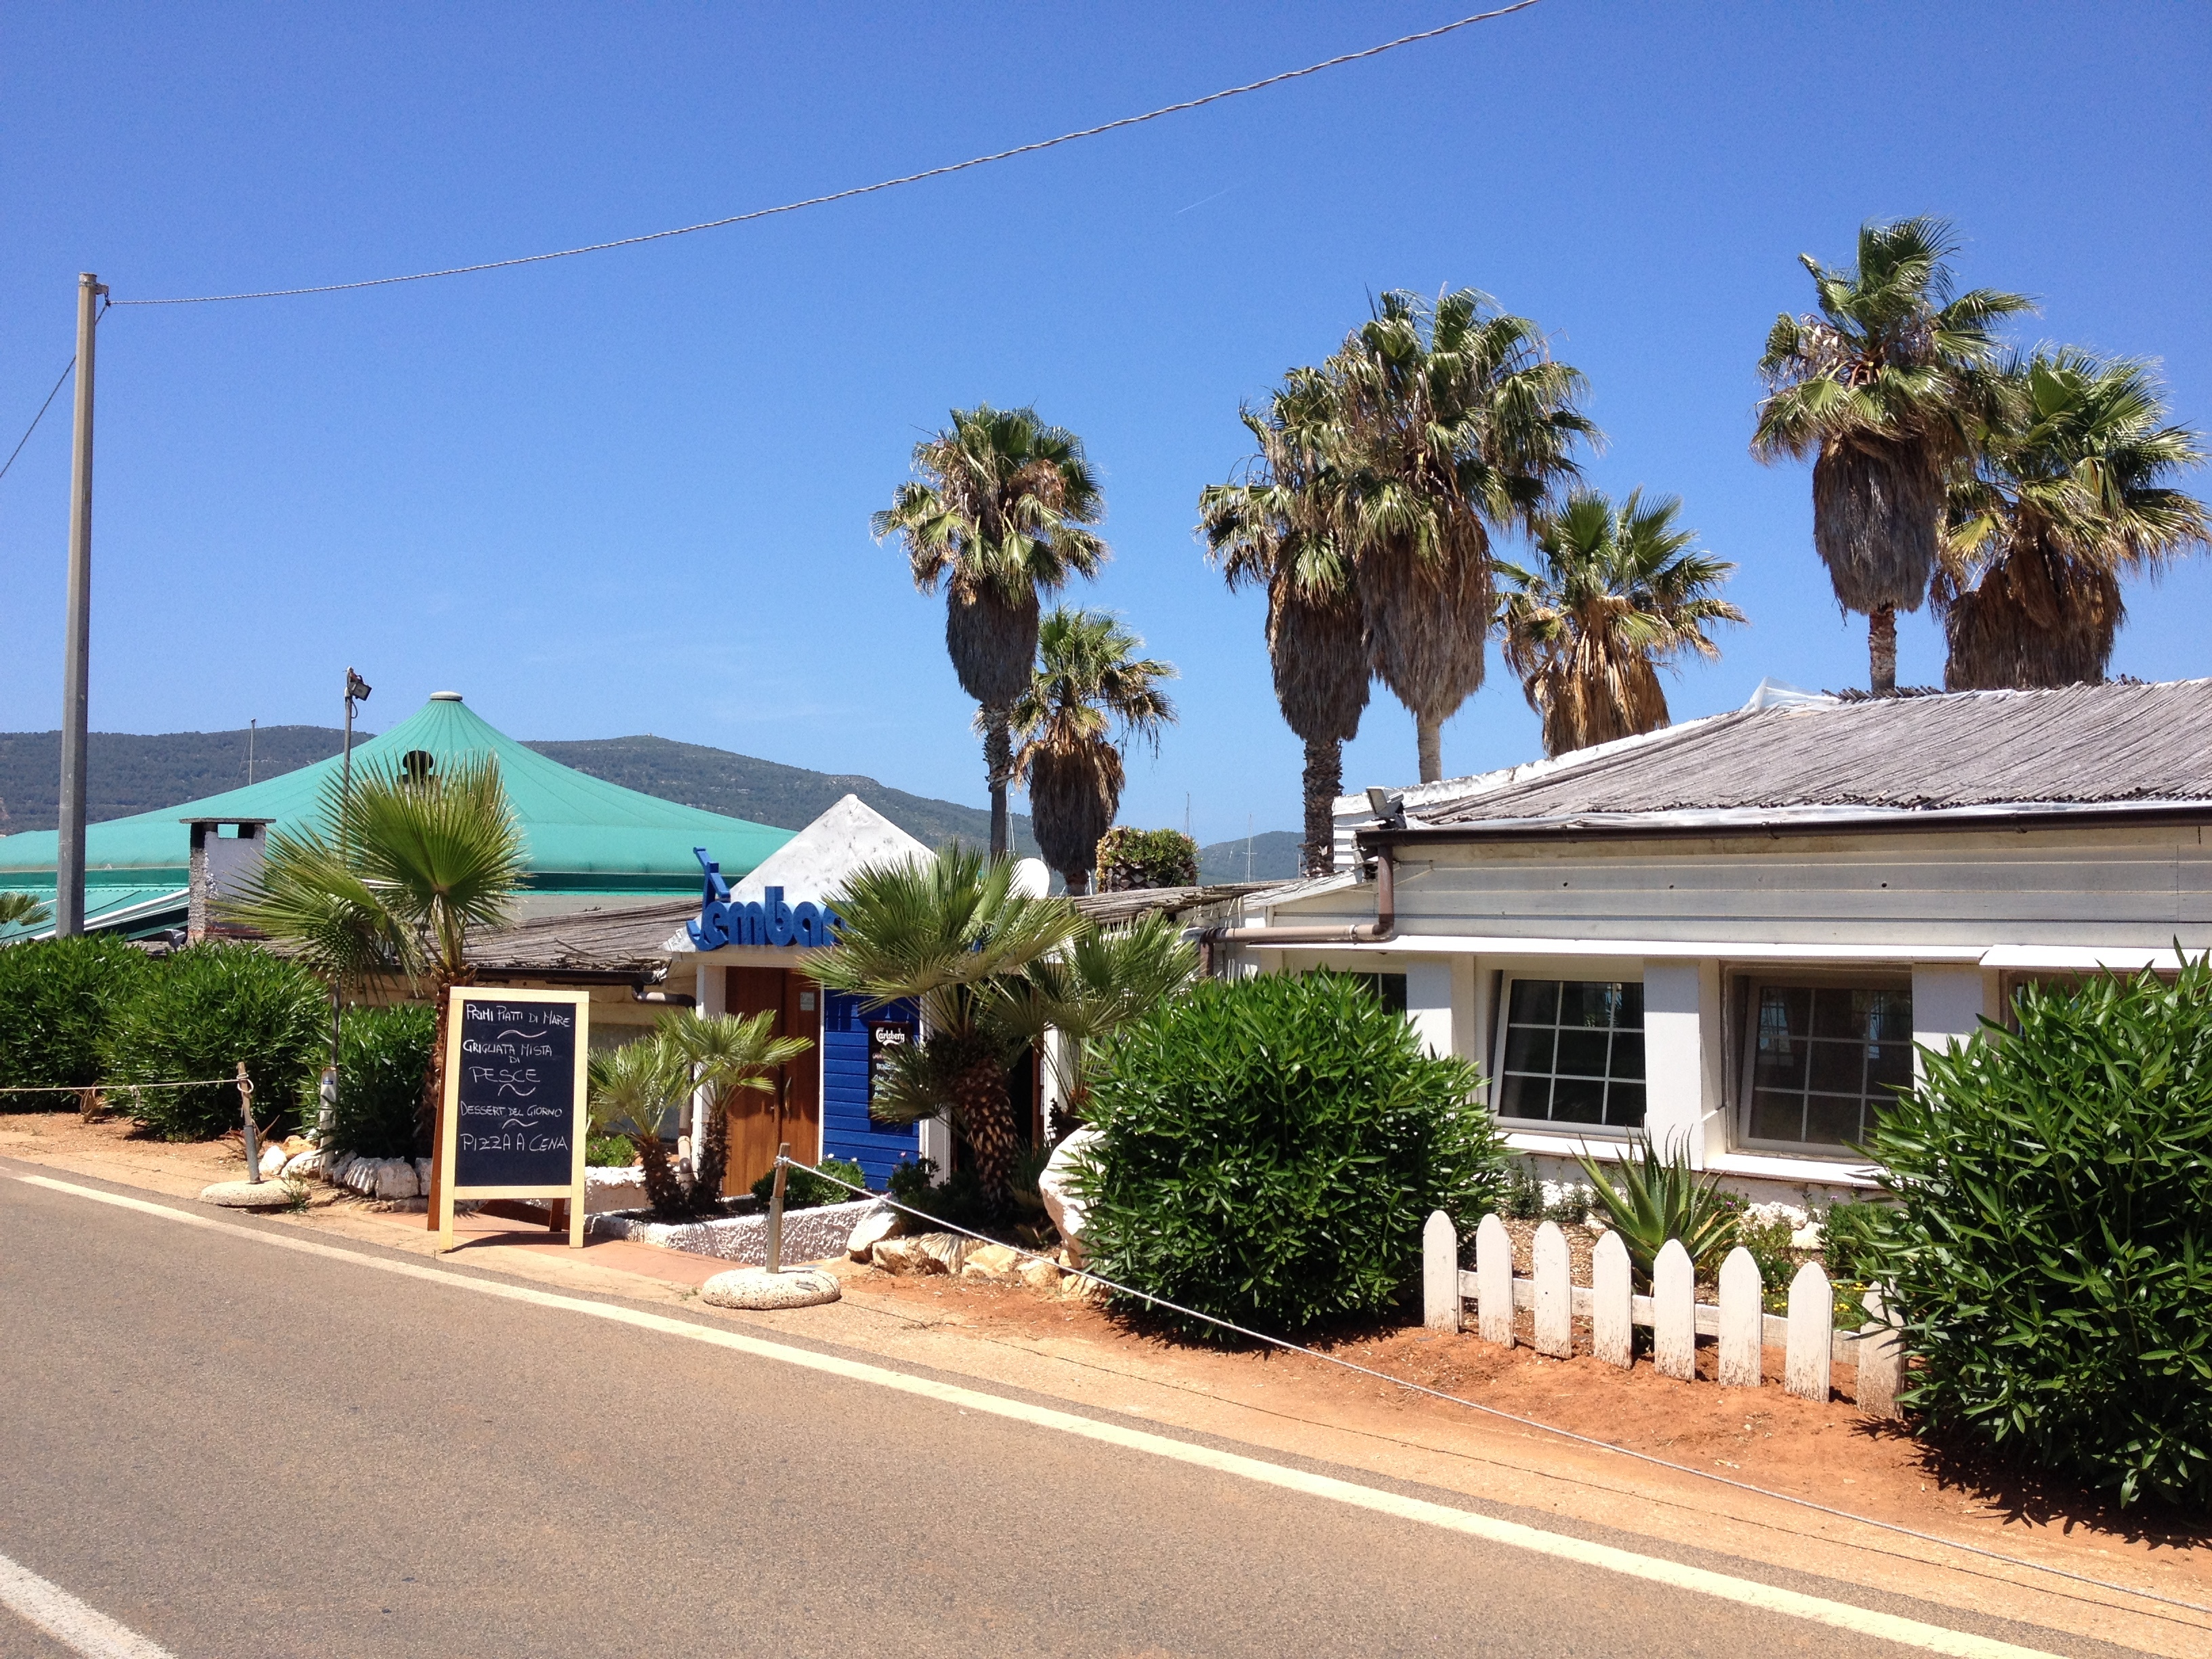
[765,1142,790,1272]
[237,1062,261,1184]
[55,272,106,937]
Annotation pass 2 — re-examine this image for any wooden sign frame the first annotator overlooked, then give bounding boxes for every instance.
[435,986,590,1252]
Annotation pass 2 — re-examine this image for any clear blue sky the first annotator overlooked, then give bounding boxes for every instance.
[3,3,2207,844]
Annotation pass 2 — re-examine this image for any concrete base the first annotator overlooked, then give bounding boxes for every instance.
[699,1267,842,1310]
[200,1180,297,1210]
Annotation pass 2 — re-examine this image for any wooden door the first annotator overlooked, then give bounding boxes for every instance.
[720,966,824,1195]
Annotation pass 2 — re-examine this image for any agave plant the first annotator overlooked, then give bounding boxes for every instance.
[1574,1134,1738,1285]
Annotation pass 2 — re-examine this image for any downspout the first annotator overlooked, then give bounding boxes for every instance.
[1195,843,1397,968]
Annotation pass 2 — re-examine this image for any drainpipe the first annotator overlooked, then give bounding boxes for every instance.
[1195,844,1397,970]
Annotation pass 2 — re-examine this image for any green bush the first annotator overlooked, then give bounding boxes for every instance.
[0,935,151,1109]
[1868,960,2212,1508]
[752,1155,868,1212]
[1079,970,1509,1339]
[102,943,329,1141]
[885,1155,992,1231]
[329,1003,435,1158]
[586,1134,638,1168]
[1093,827,1199,892]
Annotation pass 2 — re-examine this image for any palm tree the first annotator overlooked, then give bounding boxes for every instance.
[1200,372,1368,876]
[874,405,1109,857]
[1938,351,2209,689]
[225,756,527,1158]
[1010,607,1176,895]
[586,1035,692,1217]
[806,847,1082,1214]
[659,1008,813,1206]
[1497,489,1746,757]
[987,912,1197,1128]
[1753,217,2032,694]
[1326,287,1597,783]
[0,891,52,931]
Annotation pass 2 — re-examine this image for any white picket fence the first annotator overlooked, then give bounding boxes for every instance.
[1420,1210,1903,1414]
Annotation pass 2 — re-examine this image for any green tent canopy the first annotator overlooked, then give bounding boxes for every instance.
[0,692,792,936]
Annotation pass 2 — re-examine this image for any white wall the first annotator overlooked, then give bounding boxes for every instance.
[1405,960,1454,1059]
[1911,964,1996,1079]
[1640,962,1712,1166]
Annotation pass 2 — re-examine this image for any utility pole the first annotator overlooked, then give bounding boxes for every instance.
[55,272,106,937]
[247,718,257,784]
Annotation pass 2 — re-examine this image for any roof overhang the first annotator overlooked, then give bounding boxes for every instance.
[1359,798,2212,850]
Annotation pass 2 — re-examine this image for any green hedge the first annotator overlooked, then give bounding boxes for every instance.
[329,1003,435,1158]
[0,935,152,1109]
[1080,970,1508,1339]
[1870,960,2212,1508]
[102,943,329,1141]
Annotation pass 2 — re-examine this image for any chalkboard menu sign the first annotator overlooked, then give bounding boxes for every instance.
[435,987,590,1251]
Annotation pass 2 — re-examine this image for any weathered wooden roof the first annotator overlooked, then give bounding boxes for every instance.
[1418,680,2212,827]
[1071,882,1279,927]
[469,899,697,976]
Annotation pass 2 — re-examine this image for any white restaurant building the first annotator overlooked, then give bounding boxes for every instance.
[1211,679,2212,1209]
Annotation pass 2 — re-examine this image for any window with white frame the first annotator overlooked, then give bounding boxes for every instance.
[1493,977,1645,1128]
[1740,980,1912,1150]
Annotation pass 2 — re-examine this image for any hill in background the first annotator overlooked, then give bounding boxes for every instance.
[0,726,1038,857]
[1197,829,1303,883]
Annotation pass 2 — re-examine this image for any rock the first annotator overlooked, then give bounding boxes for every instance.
[1018,1257,1061,1290]
[1036,1127,1100,1253]
[869,1237,936,1275]
[1790,1222,1824,1250]
[912,1231,975,1274]
[960,1243,1025,1281]
[280,1150,323,1180]
[414,1157,434,1191]
[281,1135,311,1155]
[200,1179,295,1210]
[1061,1267,1109,1303]
[348,1159,380,1195]
[699,1266,842,1309]
[258,1145,289,1179]
[373,1161,421,1201]
[846,1205,901,1261]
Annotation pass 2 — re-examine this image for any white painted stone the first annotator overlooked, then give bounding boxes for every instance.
[846,1206,900,1261]
[1652,1239,1696,1381]
[280,1150,323,1180]
[200,1179,293,1210]
[1785,1260,1835,1402]
[1532,1221,1571,1358]
[414,1157,434,1189]
[1421,1210,1459,1332]
[258,1145,288,1179]
[1717,1246,1763,1388]
[699,1266,841,1309]
[1591,1230,1633,1369]
[1475,1213,1513,1347]
[373,1161,420,1201]
[1036,1127,1100,1249]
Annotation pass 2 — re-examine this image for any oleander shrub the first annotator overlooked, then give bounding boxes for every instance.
[1869,959,2212,1509]
[329,1003,436,1158]
[102,943,329,1141]
[0,934,151,1109]
[586,1134,638,1168]
[1079,970,1509,1339]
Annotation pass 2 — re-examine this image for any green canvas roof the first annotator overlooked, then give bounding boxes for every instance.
[0,693,794,898]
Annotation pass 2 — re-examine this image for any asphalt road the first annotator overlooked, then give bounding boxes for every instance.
[0,1170,2119,1659]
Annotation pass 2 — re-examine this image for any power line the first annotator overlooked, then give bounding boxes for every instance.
[0,358,75,484]
[112,1,1544,308]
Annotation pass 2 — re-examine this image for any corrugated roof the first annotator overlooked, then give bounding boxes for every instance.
[0,693,793,888]
[1419,679,2212,827]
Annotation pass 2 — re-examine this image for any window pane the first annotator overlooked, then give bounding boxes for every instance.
[1807,1038,1868,1096]
[1610,1029,1646,1080]
[1753,1032,1808,1091]
[1559,981,1623,1029]
[1550,1075,1605,1124]
[1605,1082,1646,1128]
[1803,1094,1863,1147]
[1503,1025,1555,1073]
[1613,982,1645,1026]
[1760,985,1813,1042]
[1862,989,1913,1044]
[1865,1040,1913,1097]
[1750,1089,1805,1142]
[1376,973,1409,1015]
[1509,979,1560,1025]
[1555,1027,1611,1077]
[1497,1072,1551,1119]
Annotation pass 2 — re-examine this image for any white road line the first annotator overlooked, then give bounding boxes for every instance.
[16,1173,2062,1659]
[0,1550,174,1659]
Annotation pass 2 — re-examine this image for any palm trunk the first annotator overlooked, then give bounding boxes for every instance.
[1063,867,1090,896]
[1869,605,1898,696]
[1301,737,1342,877]
[1416,716,1443,785]
[690,1087,732,1213]
[983,706,1013,860]
[951,1052,1015,1218]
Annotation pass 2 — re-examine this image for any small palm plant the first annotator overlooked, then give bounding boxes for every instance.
[226,756,527,1151]
[1010,607,1177,895]
[808,847,1082,1215]
[658,1009,813,1208]
[0,891,53,932]
[1497,489,1745,758]
[1574,1134,1739,1286]
[587,1036,691,1218]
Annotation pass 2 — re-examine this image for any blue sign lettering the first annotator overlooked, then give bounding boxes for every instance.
[687,848,840,950]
